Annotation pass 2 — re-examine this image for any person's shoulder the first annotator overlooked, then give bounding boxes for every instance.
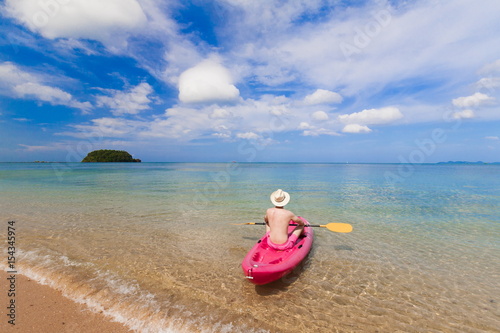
[282,208,296,216]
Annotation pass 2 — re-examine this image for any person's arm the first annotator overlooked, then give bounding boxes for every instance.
[291,215,304,225]
[264,212,271,232]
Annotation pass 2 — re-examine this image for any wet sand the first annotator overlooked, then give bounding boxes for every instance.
[0,270,132,333]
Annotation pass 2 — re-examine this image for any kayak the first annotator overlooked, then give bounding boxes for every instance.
[241,217,314,285]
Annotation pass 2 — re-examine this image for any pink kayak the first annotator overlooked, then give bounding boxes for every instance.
[241,217,314,285]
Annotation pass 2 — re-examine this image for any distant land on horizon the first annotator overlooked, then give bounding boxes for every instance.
[18,160,500,164]
[435,161,500,165]
[81,149,141,163]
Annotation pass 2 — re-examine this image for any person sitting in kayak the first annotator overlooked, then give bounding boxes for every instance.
[264,189,305,250]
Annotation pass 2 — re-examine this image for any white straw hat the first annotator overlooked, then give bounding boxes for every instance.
[270,189,290,207]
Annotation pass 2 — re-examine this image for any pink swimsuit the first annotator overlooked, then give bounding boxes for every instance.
[267,233,299,250]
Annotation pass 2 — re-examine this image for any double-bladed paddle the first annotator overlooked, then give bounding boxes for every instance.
[231,222,353,233]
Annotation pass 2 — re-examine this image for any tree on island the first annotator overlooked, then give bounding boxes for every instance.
[81,150,141,162]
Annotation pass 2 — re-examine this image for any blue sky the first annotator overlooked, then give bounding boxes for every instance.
[0,0,499,162]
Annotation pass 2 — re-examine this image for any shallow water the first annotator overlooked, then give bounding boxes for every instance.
[1,162,499,332]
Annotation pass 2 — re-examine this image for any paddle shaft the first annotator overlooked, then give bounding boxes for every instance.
[238,222,353,233]
[250,222,324,228]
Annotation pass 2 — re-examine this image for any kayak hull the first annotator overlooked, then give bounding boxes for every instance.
[241,217,314,285]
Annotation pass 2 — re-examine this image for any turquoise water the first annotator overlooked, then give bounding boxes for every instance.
[0,162,499,332]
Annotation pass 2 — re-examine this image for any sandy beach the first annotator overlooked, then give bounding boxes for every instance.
[0,270,132,333]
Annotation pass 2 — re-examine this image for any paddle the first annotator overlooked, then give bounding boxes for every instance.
[231,222,353,233]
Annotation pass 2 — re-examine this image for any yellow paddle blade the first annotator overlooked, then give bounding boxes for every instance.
[230,222,258,225]
[323,223,353,233]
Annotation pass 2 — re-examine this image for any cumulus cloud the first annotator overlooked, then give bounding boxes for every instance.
[303,89,343,105]
[452,92,495,108]
[209,108,232,119]
[338,107,403,125]
[302,128,339,136]
[0,62,91,113]
[298,122,313,130]
[342,124,372,134]
[63,94,295,143]
[178,59,240,104]
[143,106,228,140]
[4,0,147,45]
[58,117,144,139]
[236,132,260,140]
[311,111,329,121]
[452,109,475,119]
[298,120,339,137]
[96,82,154,116]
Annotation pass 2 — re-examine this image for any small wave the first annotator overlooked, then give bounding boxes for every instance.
[8,249,262,333]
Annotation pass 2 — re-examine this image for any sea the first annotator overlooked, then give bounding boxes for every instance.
[0,162,498,332]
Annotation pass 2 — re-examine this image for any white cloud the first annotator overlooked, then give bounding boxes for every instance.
[475,77,500,92]
[311,111,329,122]
[4,0,147,46]
[298,122,313,130]
[342,124,372,134]
[0,62,91,113]
[210,108,232,119]
[225,0,500,102]
[236,132,260,140]
[298,119,339,137]
[58,117,144,139]
[96,82,154,115]
[143,106,222,140]
[452,92,495,108]
[0,61,36,83]
[302,128,339,137]
[14,82,71,102]
[304,89,343,105]
[479,59,500,75]
[143,97,276,141]
[61,94,296,143]
[178,59,240,104]
[485,136,499,140]
[338,107,403,125]
[452,109,475,119]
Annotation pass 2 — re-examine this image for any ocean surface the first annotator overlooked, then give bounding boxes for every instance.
[0,162,499,332]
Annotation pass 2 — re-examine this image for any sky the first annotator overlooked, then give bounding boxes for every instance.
[0,0,499,163]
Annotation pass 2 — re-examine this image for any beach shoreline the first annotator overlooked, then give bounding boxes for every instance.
[0,270,132,333]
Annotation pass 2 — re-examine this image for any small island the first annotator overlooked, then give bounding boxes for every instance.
[81,149,141,163]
